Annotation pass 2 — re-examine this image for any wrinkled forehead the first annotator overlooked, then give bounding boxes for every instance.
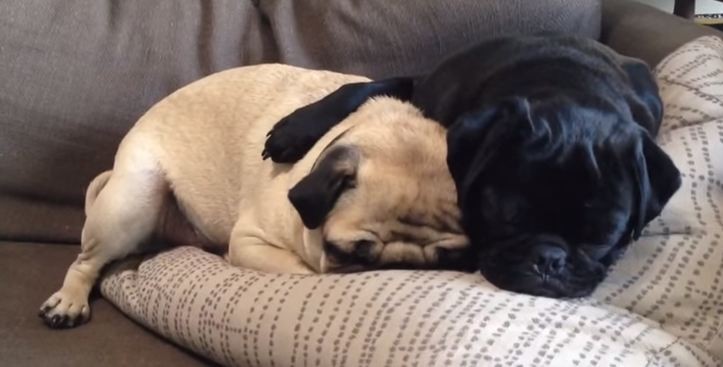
[333,184,463,236]
[338,114,447,156]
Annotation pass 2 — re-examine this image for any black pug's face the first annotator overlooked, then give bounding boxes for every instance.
[469,149,635,298]
[447,98,681,298]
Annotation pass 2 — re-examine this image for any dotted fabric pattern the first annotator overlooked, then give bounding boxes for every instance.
[100,36,723,367]
[594,35,723,361]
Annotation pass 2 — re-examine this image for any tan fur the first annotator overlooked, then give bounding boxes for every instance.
[39,64,467,328]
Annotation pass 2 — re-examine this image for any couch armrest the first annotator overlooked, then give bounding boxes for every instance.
[601,0,722,66]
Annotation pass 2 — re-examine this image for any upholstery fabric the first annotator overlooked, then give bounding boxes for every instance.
[102,247,715,367]
[98,36,723,366]
[601,0,723,67]
[0,0,601,243]
[0,0,275,243]
[594,35,723,359]
[257,0,601,79]
[0,241,211,366]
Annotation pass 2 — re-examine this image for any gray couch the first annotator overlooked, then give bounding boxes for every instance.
[1,0,721,365]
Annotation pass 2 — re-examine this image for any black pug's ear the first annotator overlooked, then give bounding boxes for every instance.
[446,97,533,194]
[631,133,682,239]
[288,145,360,229]
[620,57,664,136]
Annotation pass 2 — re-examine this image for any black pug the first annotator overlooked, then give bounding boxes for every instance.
[262,35,682,298]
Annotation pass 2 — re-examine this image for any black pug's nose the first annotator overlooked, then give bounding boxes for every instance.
[528,244,567,279]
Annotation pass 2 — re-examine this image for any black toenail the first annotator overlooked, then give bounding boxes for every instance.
[50,315,61,327]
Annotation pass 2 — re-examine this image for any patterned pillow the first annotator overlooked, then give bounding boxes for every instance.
[100,36,723,367]
[594,35,723,358]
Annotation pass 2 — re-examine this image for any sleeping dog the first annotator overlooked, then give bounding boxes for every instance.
[39,64,469,328]
[262,35,682,298]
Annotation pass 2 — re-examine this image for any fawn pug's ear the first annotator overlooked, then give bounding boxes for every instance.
[288,146,360,229]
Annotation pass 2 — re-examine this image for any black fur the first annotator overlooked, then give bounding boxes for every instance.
[266,35,681,298]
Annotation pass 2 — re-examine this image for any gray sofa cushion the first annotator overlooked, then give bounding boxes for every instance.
[0,1,274,243]
[258,0,601,79]
[0,241,211,366]
[601,0,723,66]
[0,0,601,243]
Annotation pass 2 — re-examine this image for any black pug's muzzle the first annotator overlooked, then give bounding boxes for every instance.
[446,98,681,298]
[477,235,616,298]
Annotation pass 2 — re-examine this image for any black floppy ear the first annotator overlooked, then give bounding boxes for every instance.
[288,146,360,229]
[631,133,682,239]
[620,57,664,136]
[446,97,533,192]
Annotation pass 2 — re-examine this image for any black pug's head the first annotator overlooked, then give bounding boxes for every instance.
[446,97,681,298]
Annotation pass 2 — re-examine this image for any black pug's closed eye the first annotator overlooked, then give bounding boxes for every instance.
[262,35,682,298]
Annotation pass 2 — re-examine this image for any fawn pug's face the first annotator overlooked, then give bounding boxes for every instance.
[289,99,470,273]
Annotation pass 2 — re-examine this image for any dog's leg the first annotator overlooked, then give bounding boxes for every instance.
[227,236,314,274]
[39,153,167,328]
